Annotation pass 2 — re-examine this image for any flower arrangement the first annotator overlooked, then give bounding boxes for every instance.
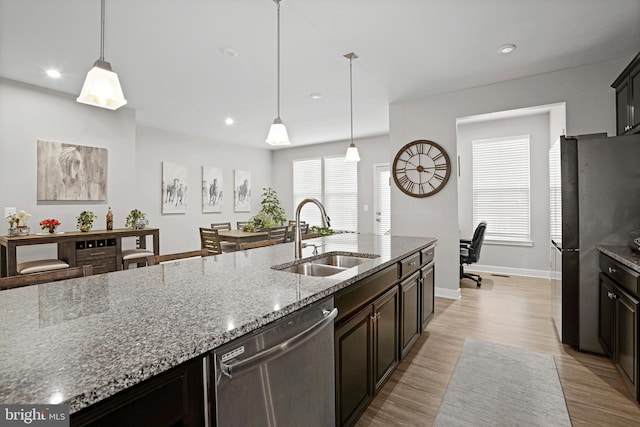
[40,218,61,234]
[6,210,31,236]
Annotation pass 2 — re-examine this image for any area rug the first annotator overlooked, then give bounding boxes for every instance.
[433,338,571,426]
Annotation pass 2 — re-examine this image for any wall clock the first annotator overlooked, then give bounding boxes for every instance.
[392,139,451,197]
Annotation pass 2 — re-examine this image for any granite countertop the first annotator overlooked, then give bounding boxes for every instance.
[597,245,640,273]
[0,234,436,412]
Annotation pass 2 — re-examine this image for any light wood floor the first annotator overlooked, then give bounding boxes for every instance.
[356,273,640,426]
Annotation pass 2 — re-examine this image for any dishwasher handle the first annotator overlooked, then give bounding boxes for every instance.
[220,307,338,380]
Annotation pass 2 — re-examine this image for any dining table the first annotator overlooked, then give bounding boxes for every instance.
[217,229,270,250]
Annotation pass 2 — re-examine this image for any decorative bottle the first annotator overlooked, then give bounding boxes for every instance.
[106,207,113,231]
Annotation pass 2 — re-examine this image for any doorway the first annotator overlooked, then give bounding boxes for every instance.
[374,164,391,235]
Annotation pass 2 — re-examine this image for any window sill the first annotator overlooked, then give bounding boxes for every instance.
[484,239,533,248]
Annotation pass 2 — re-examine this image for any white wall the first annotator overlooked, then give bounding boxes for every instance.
[0,78,137,262]
[390,56,631,299]
[271,135,389,235]
[457,113,550,276]
[135,125,272,254]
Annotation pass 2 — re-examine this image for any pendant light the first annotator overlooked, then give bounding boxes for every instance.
[266,0,290,145]
[77,0,127,110]
[344,52,360,162]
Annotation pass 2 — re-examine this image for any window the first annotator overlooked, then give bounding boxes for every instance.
[472,135,530,243]
[292,156,358,232]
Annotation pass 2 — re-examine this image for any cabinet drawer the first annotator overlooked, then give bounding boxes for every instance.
[398,253,420,279]
[421,246,435,266]
[77,247,116,263]
[82,259,117,274]
[600,253,640,297]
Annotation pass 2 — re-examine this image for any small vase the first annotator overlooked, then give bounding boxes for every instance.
[49,227,56,234]
[80,224,92,232]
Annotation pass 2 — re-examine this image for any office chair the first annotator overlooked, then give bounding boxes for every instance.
[460,221,487,286]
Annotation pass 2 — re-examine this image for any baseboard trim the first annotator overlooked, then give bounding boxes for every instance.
[468,264,551,279]
[435,286,461,300]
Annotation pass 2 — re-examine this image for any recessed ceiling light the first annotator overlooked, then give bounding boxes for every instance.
[310,92,322,99]
[46,69,61,78]
[221,48,238,57]
[498,44,517,54]
[225,117,234,125]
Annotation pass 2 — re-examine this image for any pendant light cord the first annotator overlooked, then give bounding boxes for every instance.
[349,56,353,145]
[276,0,281,120]
[99,0,105,61]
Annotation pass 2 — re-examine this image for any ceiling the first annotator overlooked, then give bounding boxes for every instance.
[1,0,639,149]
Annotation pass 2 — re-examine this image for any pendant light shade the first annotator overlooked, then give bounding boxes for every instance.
[266,0,290,146]
[77,0,127,110]
[344,52,360,162]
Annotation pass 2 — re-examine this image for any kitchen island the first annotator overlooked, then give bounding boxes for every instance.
[0,234,436,424]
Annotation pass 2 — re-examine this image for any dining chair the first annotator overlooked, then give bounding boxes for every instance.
[210,222,232,231]
[268,226,288,244]
[200,227,223,255]
[0,265,93,291]
[239,240,275,250]
[147,249,208,266]
[237,221,251,230]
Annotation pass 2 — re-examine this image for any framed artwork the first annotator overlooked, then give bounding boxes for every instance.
[37,140,107,201]
[162,161,188,214]
[202,166,223,213]
[234,170,251,212]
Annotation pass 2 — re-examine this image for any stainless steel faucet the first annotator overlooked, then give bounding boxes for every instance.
[294,198,330,259]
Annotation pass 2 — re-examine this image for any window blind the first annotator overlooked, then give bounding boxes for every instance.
[549,140,562,241]
[324,156,358,232]
[292,158,322,226]
[472,135,531,242]
[292,156,358,232]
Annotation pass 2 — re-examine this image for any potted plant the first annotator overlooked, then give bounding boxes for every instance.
[125,209,148,229]
[248,187,286,230]
[77,210,97,232]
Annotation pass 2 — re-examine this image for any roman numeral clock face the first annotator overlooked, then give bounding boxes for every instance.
[392,140,451,197]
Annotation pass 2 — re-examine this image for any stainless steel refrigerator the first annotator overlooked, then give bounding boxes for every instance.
[549,133,640,353]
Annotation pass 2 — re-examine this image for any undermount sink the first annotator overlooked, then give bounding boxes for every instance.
[278,262,346,277]
[273,252,378,277]
[311,254,373,269]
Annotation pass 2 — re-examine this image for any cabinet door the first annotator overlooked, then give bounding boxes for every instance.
[400,271,420,359]
[616,80,630,135]
[373,286,399,391]
[335,305,373,427]
[599,273,615,357]
[614,287,639,398]
[421,262,435,330]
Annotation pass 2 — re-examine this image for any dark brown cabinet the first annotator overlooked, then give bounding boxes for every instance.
[598,253,639,401]
[612,51,640,136]
[599,274,615,357]
[400,270,420,359]
[334,246,436,427]
[420,261,435,330]
[373,286,399,390]
[71,357,205,427]
[335,305,373,427]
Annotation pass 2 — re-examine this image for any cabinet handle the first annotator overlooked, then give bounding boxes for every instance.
[370,312,381,322]
[608,266,617,274]
[607,291,617,299]
[409,261,417,267]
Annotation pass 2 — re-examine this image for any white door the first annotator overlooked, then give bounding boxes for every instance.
[374,164,391,235]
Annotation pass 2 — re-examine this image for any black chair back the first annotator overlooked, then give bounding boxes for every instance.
[468,222,487,263]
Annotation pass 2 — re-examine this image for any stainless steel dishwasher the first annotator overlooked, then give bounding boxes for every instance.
[212,297,337,427]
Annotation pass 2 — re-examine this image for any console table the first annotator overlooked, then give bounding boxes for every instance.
[0,228,159,277]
